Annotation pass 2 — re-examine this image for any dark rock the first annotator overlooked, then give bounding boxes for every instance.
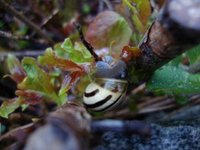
[94,119,200,150]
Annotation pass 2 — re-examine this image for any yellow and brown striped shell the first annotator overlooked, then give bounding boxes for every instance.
[83,78,128,112]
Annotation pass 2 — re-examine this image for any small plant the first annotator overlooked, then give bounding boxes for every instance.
[0,0,200,119]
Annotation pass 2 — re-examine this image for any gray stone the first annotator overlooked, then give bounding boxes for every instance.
[94,119,200,150]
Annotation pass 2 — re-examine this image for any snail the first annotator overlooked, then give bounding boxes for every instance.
[83,56,128,111]
[76,23,130,112]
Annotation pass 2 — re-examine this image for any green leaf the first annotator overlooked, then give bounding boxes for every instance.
[54,43,69,59]
[0,98,21,118]
[108,16,132,52]
[147,65,200,95]
[18,57,65,105]
[132,0,151,26]
[82,3,90,14]
[169,44,200,67]
[168,55,182,67]
[61,38,73,50]
[174,95,188,105]
[123,0,151,33]
[20,57,54,93]
[185,44,200,64]
[38,48,84,72]
[53,38,93,63]
[60,38,93,63]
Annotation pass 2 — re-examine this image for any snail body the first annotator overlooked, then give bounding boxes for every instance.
[76,25,132,112]
[83,56,128,112]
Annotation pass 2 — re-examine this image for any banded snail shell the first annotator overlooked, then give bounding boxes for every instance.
[83,78,128,112]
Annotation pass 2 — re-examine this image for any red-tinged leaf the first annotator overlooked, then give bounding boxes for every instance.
[86,11,132,54]
[121,45,141,62]
[17,57,64,104]
[6,54,26,83]
[15,90,46,105]
[19,57,54,93]
[38,48,84,72]
[59,71,84,96]
[0,98,21,118]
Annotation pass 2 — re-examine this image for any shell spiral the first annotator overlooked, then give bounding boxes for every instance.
[83,78,128,111]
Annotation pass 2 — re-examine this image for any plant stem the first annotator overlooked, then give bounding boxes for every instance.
[75,23,101,62]
[127,0,200,90]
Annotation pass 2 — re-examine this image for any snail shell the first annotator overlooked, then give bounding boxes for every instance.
[83,78,128,112]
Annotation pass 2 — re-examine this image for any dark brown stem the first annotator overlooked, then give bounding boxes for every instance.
[0,0,54,46]
[75,23,101,62]
[128,0,200,88]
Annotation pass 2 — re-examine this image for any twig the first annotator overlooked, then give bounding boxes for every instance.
[0,50,44,60]
[143,98,174,109]
[98,0,104,12]
[131,83,146,95]
[0,123,36,142]
[0,0,54,46]
[0,30,47,45]
[75,23,101,62]
[137,96,167,109]
[160,95,200,121]
[138,104,177,114]
[103,0,114,10]
[0,30,30,41]
[127,0,200,90]
[41,9,59,28]
[91,119,151,136]
[101,94,200,120]
[190,94,200,104]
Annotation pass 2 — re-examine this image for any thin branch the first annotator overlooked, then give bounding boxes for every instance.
[103,0,114,10]
[97,94,200,120]
[0,30,30,41]
[138,104,177,114]
[0,123,36,142]
[127,0,200,90]
[137,96,168,109]
[0,30,47,45]
[91,119,151,136]
[0,50,44,60]
[75,23,101,62]
[41,9,59,28]
[0,0,54,46]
